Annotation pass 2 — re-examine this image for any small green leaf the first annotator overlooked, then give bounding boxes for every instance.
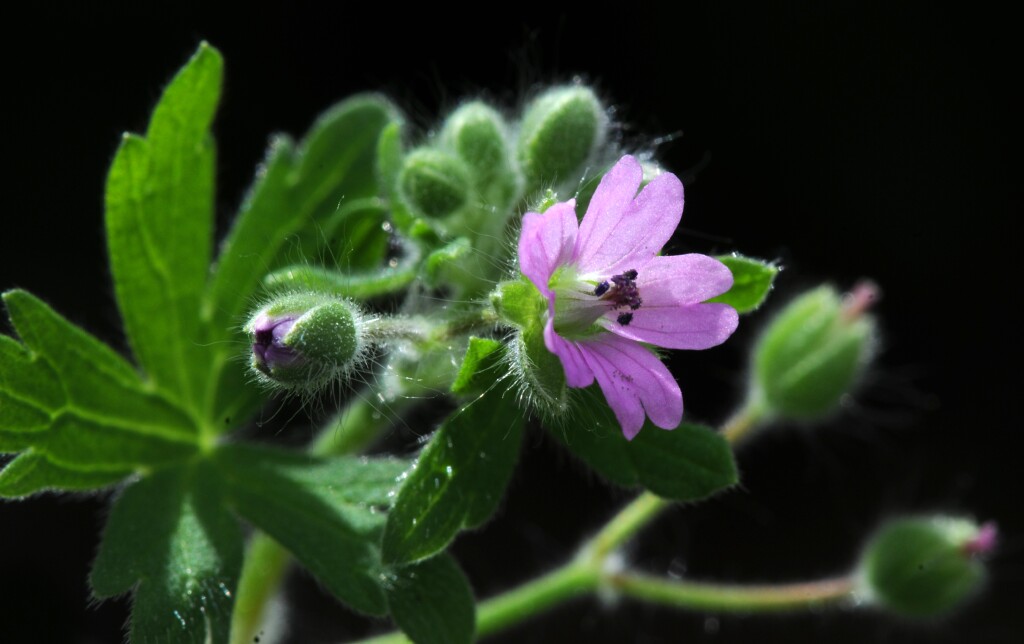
[91,463,242,644]
[263,263,415,300]
[553,393,737,500]
[425,237,471,284]
[216,443,409,615]
[382,386,523,565]
[0,450,130,498]
[707,254,779,313]
[386,554,475,644]
[106,43,222,408]
[451,337,504,394]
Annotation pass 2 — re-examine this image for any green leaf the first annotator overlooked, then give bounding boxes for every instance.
[203,96,399,426]
[216,443,409,615]
[707,254,779,313]
[105,43,222,407]
[552,392,737,500]
[382,386,523,565]
[0,450,130,498]
[263,263,415,300]
[2,291,199,472]
[451,337,504,395]
[91,463,242,644]
[386,554,475,644]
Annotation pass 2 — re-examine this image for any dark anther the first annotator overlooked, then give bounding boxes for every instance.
[593,281,610,297]
[603,268,642,311]
[617,312,634,326]
[622,269,638,280]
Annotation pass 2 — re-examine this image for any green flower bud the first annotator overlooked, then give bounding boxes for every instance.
[440,101,521,209]
[860,516,996,618]
[517,85,607,192]
[245,293,364,391]
[397,147,472,220]
[750,282,877,420]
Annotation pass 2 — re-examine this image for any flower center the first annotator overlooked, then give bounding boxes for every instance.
[551,267,642,337]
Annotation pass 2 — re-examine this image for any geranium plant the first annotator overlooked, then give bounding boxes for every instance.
[0,44,995,643]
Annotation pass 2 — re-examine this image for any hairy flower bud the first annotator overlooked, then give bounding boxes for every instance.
[517,85,607,192]
[440,101,521,210]
[397,147,472,220]
[245,293,364,390]
[749,282,877,420]
[859,516,995,618]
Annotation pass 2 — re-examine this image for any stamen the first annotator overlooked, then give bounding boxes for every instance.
[594,281,610,297]
[617,312,633,326]
[601,268,643,311]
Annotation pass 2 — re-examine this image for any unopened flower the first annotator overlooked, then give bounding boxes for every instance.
[517,155,738,439]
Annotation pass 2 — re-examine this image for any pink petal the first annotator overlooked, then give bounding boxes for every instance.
[578,334,683,440]
[543,321,595,387]
[606,303,739,350]
[636,254,735,306]
[575,156,684,276]
[518,199,579,296]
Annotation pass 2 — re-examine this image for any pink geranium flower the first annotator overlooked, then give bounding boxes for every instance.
[517,155,738,439]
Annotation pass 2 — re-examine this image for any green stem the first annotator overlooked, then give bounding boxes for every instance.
[720,399,767,445]
[579,491,669,563]
[609,573,856,612]
[229,534,290,644]
[476,564,601,638]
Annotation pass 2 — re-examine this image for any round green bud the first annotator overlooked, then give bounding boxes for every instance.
[751,283,877,420]
[245,293,363,391]
[860,516,994,618]
[440,101,521,208]
[517,85,607,191]
[397,147,472,220]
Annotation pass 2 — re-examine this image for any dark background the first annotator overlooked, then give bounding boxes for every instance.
[1,4,1020,643]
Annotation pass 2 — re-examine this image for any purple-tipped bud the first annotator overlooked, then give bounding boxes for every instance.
[244,293,363,390]
[251,313,301,374]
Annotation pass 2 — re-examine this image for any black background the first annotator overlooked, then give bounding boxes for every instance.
[1,4,1020,643]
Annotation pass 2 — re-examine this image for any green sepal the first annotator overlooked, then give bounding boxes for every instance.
[510,323,570,420]
[707,254,779,313]
[552,392,738,501]
[385,553,476,644]
[451,337,505,395]
[90,463,243,644]
[215,443,409,616]
[861,516,988,618]
[381,385,523,565]
[490,279,546,328]
[105,43,222,407]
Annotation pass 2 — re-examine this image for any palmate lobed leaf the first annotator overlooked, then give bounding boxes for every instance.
[551,390,738,501]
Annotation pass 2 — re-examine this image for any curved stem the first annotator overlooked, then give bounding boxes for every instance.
[609,573,856,612]
[720,399,767,445]
[579,491,668,564]
[476,563,600,638]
